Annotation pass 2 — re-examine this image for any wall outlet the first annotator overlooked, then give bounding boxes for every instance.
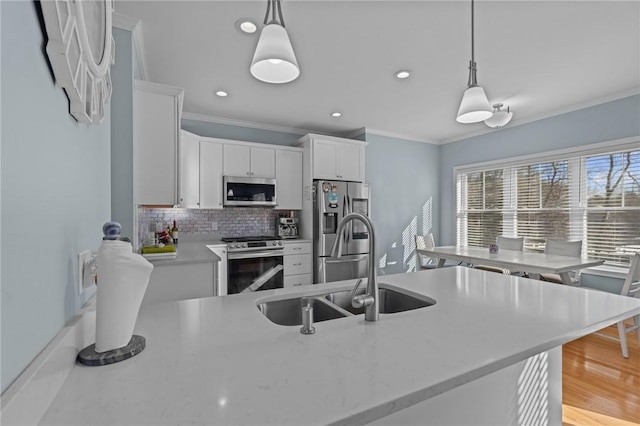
[211,221,218,231]
[78,250,95,295]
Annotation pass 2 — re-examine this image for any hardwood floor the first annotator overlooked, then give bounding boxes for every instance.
[562,320,640,425]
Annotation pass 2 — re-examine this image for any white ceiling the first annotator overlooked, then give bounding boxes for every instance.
[114,0,640,144]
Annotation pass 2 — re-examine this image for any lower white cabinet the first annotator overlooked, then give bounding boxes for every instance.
[283,274,313,288]
[283,241,312,287]
[143,261,215,305]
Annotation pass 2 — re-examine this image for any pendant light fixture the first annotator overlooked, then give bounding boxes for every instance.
[250,0,300,84]
[484,103,513,128]
[456,0,493,124]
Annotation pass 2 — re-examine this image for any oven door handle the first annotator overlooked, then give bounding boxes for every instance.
[241,265,285,293]
[227,250,284,260]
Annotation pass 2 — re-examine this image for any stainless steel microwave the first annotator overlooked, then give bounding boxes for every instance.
[223,176,277,207]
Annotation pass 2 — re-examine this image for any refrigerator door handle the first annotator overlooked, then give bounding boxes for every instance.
[342,195,350,245]
[324,254,368,264]
[345,194,352,244]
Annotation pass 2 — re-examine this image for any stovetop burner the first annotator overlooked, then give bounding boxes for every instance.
[221,236,280,243]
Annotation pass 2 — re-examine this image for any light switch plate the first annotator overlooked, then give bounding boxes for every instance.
[78,250,93,295]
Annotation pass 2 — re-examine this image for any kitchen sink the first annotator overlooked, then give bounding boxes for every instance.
[257,297,348,326]
[325,286,436,315]
[257,285,435,326]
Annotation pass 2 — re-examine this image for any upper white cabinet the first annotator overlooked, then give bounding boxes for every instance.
[178,131,200,208]
[177,131,224,209]
[134,80,184,205]
[177,134,303,210]
[276,149,303,210]
[297,134,366,182]
[200,140,224,209]
[223,144,275,178]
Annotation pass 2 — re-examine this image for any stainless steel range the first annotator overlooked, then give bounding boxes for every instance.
[222,236,284,294]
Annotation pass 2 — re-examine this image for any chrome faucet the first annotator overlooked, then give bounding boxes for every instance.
[329,213,379,322]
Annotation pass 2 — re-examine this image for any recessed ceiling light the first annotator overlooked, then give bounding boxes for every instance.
[235,19,257,34]
[394,70,411,79]
[215,91,228,97]
[330,112,342,118]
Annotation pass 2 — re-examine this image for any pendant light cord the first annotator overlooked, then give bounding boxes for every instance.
[471,0,475,63]
[467,0,478,88]
[263,0,286,27]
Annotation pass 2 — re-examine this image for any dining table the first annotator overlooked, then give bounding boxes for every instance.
[416,245,604,286]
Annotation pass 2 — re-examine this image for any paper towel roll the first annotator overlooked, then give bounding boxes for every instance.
[95,240,153,353]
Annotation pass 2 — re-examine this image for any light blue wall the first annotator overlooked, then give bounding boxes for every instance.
[365,134,440,275]
[111,28,134,239]
[439,95,640,245]
[1,1,111,392]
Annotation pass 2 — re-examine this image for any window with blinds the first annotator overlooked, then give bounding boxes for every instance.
[585,151,640,263]
[456,145,640,266]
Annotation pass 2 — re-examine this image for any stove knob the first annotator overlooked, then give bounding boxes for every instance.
[242,242,247,248]
[272,241,277,246]
[229,243,235,249]
[278,241,282,246]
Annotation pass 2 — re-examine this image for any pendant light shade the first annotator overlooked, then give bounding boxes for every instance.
[457,86,493,123]
[250,23,299,84]
[456,0,493,124]
[484,103,513,128]
[250,0,300,84]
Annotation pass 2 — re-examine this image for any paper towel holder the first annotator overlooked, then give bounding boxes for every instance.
[77,222,152,366]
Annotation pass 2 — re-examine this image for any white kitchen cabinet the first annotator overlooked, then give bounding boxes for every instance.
[297,134,366,182]
[200,140,224,209]
[223,144,275,178]
[283,241,312,287]
[178,131,200,208]
[133,80,184,205]
[275,149,303,210]
[143,261,214,305]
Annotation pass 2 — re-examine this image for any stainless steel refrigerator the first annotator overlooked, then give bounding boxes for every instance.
[314,180,371,283]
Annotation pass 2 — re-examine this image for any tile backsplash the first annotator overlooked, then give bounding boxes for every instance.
[137,207,291,246]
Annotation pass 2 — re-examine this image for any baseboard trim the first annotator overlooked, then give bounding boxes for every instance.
[1,297,97,426]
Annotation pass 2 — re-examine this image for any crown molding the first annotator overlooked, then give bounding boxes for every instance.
[441,87,640,145]
[112,12,137,31]
[112,13,148,80]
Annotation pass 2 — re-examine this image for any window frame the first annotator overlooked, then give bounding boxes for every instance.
[452,136,640,268]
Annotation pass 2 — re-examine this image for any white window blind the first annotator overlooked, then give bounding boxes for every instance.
[585,151,640,263]
[456,145,640,266]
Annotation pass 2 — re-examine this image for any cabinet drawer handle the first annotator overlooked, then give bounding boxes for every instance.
[293,247,302,251]
[293,263,303,266]
[293,283,302,286]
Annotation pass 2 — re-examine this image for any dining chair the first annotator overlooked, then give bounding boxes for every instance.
[472,236,524,275]
[539,238,583,284]
[415,234,460,270]
[578,253,640,358]
[496,235,524,251]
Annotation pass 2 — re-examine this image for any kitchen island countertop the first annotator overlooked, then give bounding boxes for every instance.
[143,241,224,266]
[39,267,640,425]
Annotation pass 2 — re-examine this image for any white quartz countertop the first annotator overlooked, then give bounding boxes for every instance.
[144,241,223,266]
[40,268,640,426]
